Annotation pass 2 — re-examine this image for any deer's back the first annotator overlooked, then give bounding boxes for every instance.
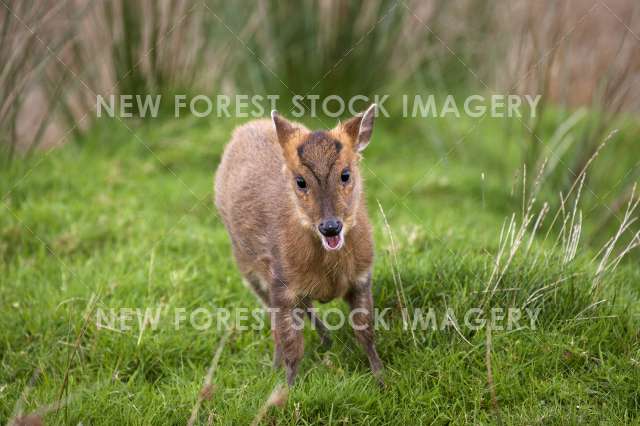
[214,119,300,260]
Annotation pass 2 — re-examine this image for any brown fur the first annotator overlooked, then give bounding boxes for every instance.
[214,106,383,385]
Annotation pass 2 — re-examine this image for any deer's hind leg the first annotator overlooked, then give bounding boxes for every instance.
[302,298,332,349]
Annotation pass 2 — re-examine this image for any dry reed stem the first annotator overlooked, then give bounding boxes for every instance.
[377,199,417,348]
[7,369,41,426]
[485,324,501,425]
[187,327,234,426]
[55,292,98,418]
[592,183,640,294]
[250,384,289,426]
[9,382,105,426]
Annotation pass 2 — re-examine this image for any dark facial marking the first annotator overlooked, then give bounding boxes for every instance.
[297,132,342,185]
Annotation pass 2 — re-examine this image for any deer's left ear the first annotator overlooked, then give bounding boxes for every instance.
[340,103,376,152]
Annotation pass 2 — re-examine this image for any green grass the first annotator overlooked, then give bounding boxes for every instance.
[1,115,639,424]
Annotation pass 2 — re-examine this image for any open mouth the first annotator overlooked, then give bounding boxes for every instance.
[320,232,344,251]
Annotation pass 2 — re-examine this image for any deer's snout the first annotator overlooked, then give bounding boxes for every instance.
[318,218,343,237]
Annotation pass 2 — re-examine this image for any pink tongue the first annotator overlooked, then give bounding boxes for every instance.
[326,235,340,248]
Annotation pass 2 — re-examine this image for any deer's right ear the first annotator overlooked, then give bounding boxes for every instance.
[271,110,301,166]
[272,110,296,149]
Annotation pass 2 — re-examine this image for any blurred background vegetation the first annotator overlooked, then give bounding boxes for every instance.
[1,0,639,249]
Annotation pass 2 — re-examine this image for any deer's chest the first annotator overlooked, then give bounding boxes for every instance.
[281,226,374,304]
[289,255,359,303]
[302,269,351,302]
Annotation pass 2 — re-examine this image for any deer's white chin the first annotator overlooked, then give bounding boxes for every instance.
[320,231,344,251]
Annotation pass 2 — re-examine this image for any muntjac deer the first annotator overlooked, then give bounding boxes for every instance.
[214,105,383,386]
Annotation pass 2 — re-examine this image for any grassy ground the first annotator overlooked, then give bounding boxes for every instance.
[1,114,639,424]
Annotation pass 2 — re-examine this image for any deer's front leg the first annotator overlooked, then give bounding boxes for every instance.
[271,286,305,386]
[345,272,384,384]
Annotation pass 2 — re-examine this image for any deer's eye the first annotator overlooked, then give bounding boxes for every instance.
[295,176,307,189]
[340,169,350,183]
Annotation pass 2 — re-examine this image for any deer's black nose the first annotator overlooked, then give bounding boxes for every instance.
[318,218,343,237]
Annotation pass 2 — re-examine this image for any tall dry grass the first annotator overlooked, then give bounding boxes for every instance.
[484,134,640,310]
[497,0,640,187]
[1,0,230,156]
[0,0,496,155]
[1,0,638,162]
[0,1,78,161]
